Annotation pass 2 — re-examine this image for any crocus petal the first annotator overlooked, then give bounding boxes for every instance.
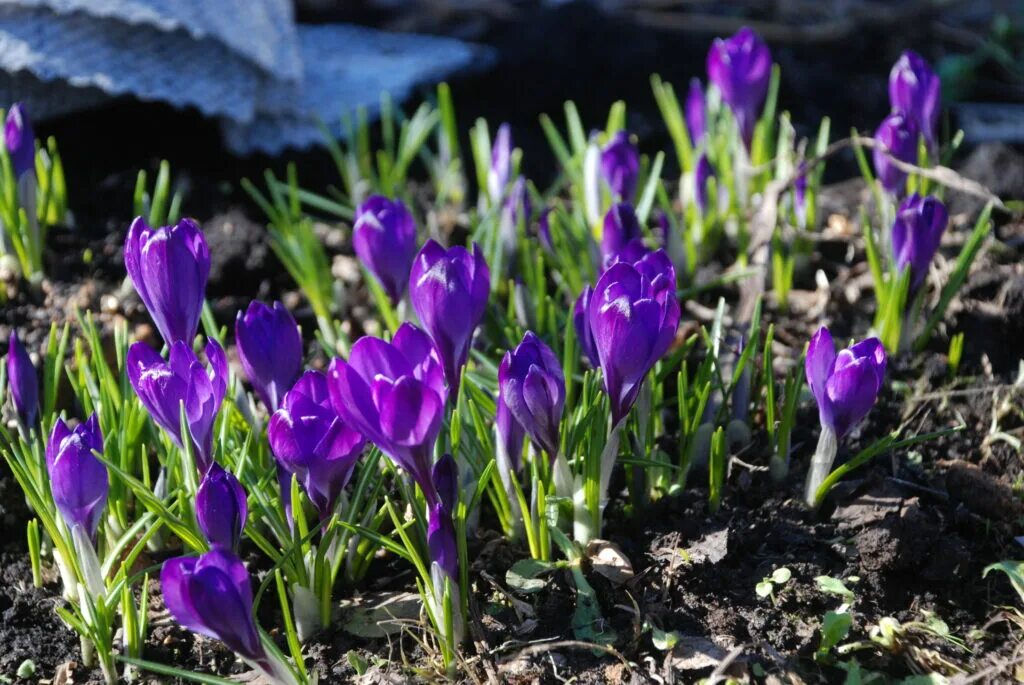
[805,326,837,411]
[196,463,247,550]
[353,196,419,304]
[235,300,302,411]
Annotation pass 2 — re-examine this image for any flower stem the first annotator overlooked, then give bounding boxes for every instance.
[803,426,838,507]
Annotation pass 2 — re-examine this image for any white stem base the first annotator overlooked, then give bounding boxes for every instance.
[804,426,838,506]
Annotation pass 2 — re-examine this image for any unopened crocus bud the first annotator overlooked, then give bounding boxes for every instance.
[488,123,513,204]
[707,27,772,148]
[46,415,107,540]
[686,79,706,145]
[409,240,490,395]
[269,370,366,519]
[600,202,641,266]
[806,326,886,440]
[196,463,248,550]
[889,50,941,149]
[127,339,227,473]
[124,216,210,347]
[4,103,34,178]
[873,112,919,196]
[236,300,302,412]
[600,131,640,201]
[353,195,418,304]
[573,285,600,369]
[499,332,565,458]
[7,331,38,425]
[892,194,948,290]
[693,154,716,214]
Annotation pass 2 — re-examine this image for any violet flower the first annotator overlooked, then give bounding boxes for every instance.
[600,202,642,267]
[124,216,210,347]
[236,300,302,412]
[7,331,38,426]
[495,391,525,476]
[685,78,706,145]
[196,463,248,551]
[269,370,367,519]
[892,194,948,290]
[794,164,809,228]
[600,131,640,201]
[707,27,772,148]
[409,240,490,396]
[327,322,446,503]
[693,153,716,215]
[427,454,458,583]
[488,123,513,204]
[873,112,919,196]
[889,50,941,149]
[573,285,600,369]
[4,103,34,178]
[499,332,565,458]
[127,339,227,473]
[46,415,107,540]
[353,195,419,305]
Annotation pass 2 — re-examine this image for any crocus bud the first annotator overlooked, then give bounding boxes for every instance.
[495,392,525,474]
[889,50,941,149]
[269,370,366,519]
[806,326,886,439]
[499,332,565,458]
[124,216,210,347]
[353,195,418,304]
[127,339,227,473]
[573,285,600,369]
[600,131,640,201]
[707,27,772,148]
[4,103,34,179]
[536,208,553,252]
[328,323,446,503]
[600,202,641,266]
[488,123,513,204]
[892,194,948,290]
[236,300,302,412]
[504,176,531,229]
[693,154,716,215]
[46,415,107,540]
[873,112,919,196]
[196,463,248,550]
[409,240,490,396]
[685,79,706,145]
[7,331,38,425]
[589,254,680,424]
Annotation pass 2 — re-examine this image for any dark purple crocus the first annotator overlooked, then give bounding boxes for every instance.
[600,131,640,201]
[7,331,38,425]
[327,323,446,503]
[488,123,513,203]
[124,216,210,347]
[495,391,526,474]
[889,50,941,149]
[873,112,919,196]
[196,463,248,551]
[46,415,107,540]
[427,454,458,583]
[600,202,641,266]
[499,332,565,458]
[589,254,680,425]
[409,240,490,396]
[574,285,600,369]
[693,154,715,214]
[686,78,706,145]
[127,339,227,473]
[353,195,419,304]
[892,194,948,290]
[4,103,34,178]
[707,27,772,148]
[235,300,302,412]
[806,327,886,440]
[269,370,367,519]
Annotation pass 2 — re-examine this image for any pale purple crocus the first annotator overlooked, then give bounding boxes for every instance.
[46,414,107,540]
[4,103,34,178]
[686,78,706,145]
[573,285,600,369]
[892,194,948,290]
[7,331,38,426]
[196,463,248,551]
[126,339,227,473]
[794,164,809,228]
[353,195,419,304]
[236,300,302,412]
[269,370,367,520]
[873,113,919,196]
[600,131,640,201]
[889,50,941,150]
[499,332,565,458]
[124,216,210,347]
[600,202,642,267]
[409,240,490,396]
[707,27,772,148]
[488,123,513,204]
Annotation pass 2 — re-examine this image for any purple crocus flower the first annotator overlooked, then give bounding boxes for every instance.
[892,194,948,290]
[269,370,367,519]
[600,202,642,266]
[805,326,886,439]
[235,300,302,412]
[353,195,419,304]
[499,332,565,458]
[427,454,458,583]
[693,154,716,215]
[7,331,38,425]
[707,27,772,148]
[873,112,919,196]
[794,164,809,228]
[488,123,513,203]
[126,339,227,473]
[124,216,210,347]
[409,240,490,396]
[196,463,248,551]
[889,50,941,149]
[589,254,680,424]
[495,391,526,474]
[4,103,34,178]
[327,323,446,503]
[46,415,107,540]
[686,78,706,145]
[573,285,600,369]
[600,131,640,201]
